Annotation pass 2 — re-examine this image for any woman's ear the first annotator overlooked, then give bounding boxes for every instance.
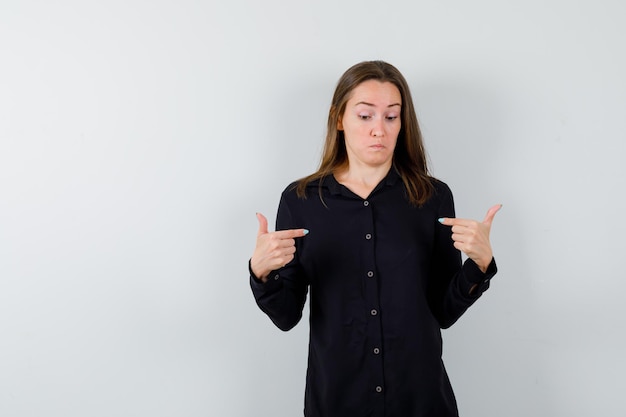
[337,115,343,131]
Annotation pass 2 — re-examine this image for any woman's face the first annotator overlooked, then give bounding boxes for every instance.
[338,80,402,170]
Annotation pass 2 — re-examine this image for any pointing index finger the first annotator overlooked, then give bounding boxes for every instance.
[274,228,310,239]
[437,217,471,227]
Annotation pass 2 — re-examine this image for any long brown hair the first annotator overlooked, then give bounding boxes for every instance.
[296,60,434,206]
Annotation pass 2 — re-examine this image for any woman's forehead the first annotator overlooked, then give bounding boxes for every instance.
[347,80,402,106]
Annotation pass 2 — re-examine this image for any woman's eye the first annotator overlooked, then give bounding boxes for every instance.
[358,114,371,120]
[386,116,398,121]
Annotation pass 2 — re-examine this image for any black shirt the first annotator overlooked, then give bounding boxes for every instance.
[250,169,497,417]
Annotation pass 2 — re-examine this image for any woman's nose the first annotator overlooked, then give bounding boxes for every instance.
[371,118,384,137]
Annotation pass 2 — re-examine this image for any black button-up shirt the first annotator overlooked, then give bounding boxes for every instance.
[250,169,497,417]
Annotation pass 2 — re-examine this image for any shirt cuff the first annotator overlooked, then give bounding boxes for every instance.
[249,259,282,292]
[461,257,498,295]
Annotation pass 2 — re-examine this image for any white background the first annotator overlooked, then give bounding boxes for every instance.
[1,1,625,416]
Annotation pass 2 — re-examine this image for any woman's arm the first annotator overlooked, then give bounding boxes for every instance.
[428,184,500,328]
[249,195,309,331]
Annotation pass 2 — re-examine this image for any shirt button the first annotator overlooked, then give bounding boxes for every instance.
[363,201,369,206]
[370,309,378,316]
[375,386,383,393]
[373,347,380,355]
[274,274,279,280]
[365,233,372,240]
[367,271,374,278]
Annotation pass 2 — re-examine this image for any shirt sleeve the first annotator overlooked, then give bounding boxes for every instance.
[249,192,309,331]
[427,183,498,329]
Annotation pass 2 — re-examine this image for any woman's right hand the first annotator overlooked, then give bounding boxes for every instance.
[251,213,309,282]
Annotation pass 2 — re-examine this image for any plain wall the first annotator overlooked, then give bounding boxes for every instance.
[1,0,625,416]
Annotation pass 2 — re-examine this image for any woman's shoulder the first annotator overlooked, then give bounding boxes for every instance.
[281,180,301,196]
[430,177,451,193]
[428,177,454,202]
[281,174,328,197]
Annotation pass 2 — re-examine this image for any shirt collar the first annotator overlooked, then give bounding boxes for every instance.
[315,166,401,196]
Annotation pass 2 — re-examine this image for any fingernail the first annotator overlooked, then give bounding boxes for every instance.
[437,218,444,223]
[303,229,310,235]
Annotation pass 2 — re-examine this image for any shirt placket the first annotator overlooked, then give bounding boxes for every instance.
[362,198,385,415]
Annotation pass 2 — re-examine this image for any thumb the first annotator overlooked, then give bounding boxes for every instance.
[256,212,269,236]
[482,204,502,226]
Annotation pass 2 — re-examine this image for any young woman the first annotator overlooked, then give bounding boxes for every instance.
[249,61,500,417]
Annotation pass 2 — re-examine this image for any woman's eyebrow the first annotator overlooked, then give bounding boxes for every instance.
[354,101,401,108]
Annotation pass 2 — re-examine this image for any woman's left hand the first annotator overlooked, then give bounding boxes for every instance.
[439,204,502,273]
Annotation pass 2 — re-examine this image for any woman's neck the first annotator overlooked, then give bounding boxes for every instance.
[334,162,392,199]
